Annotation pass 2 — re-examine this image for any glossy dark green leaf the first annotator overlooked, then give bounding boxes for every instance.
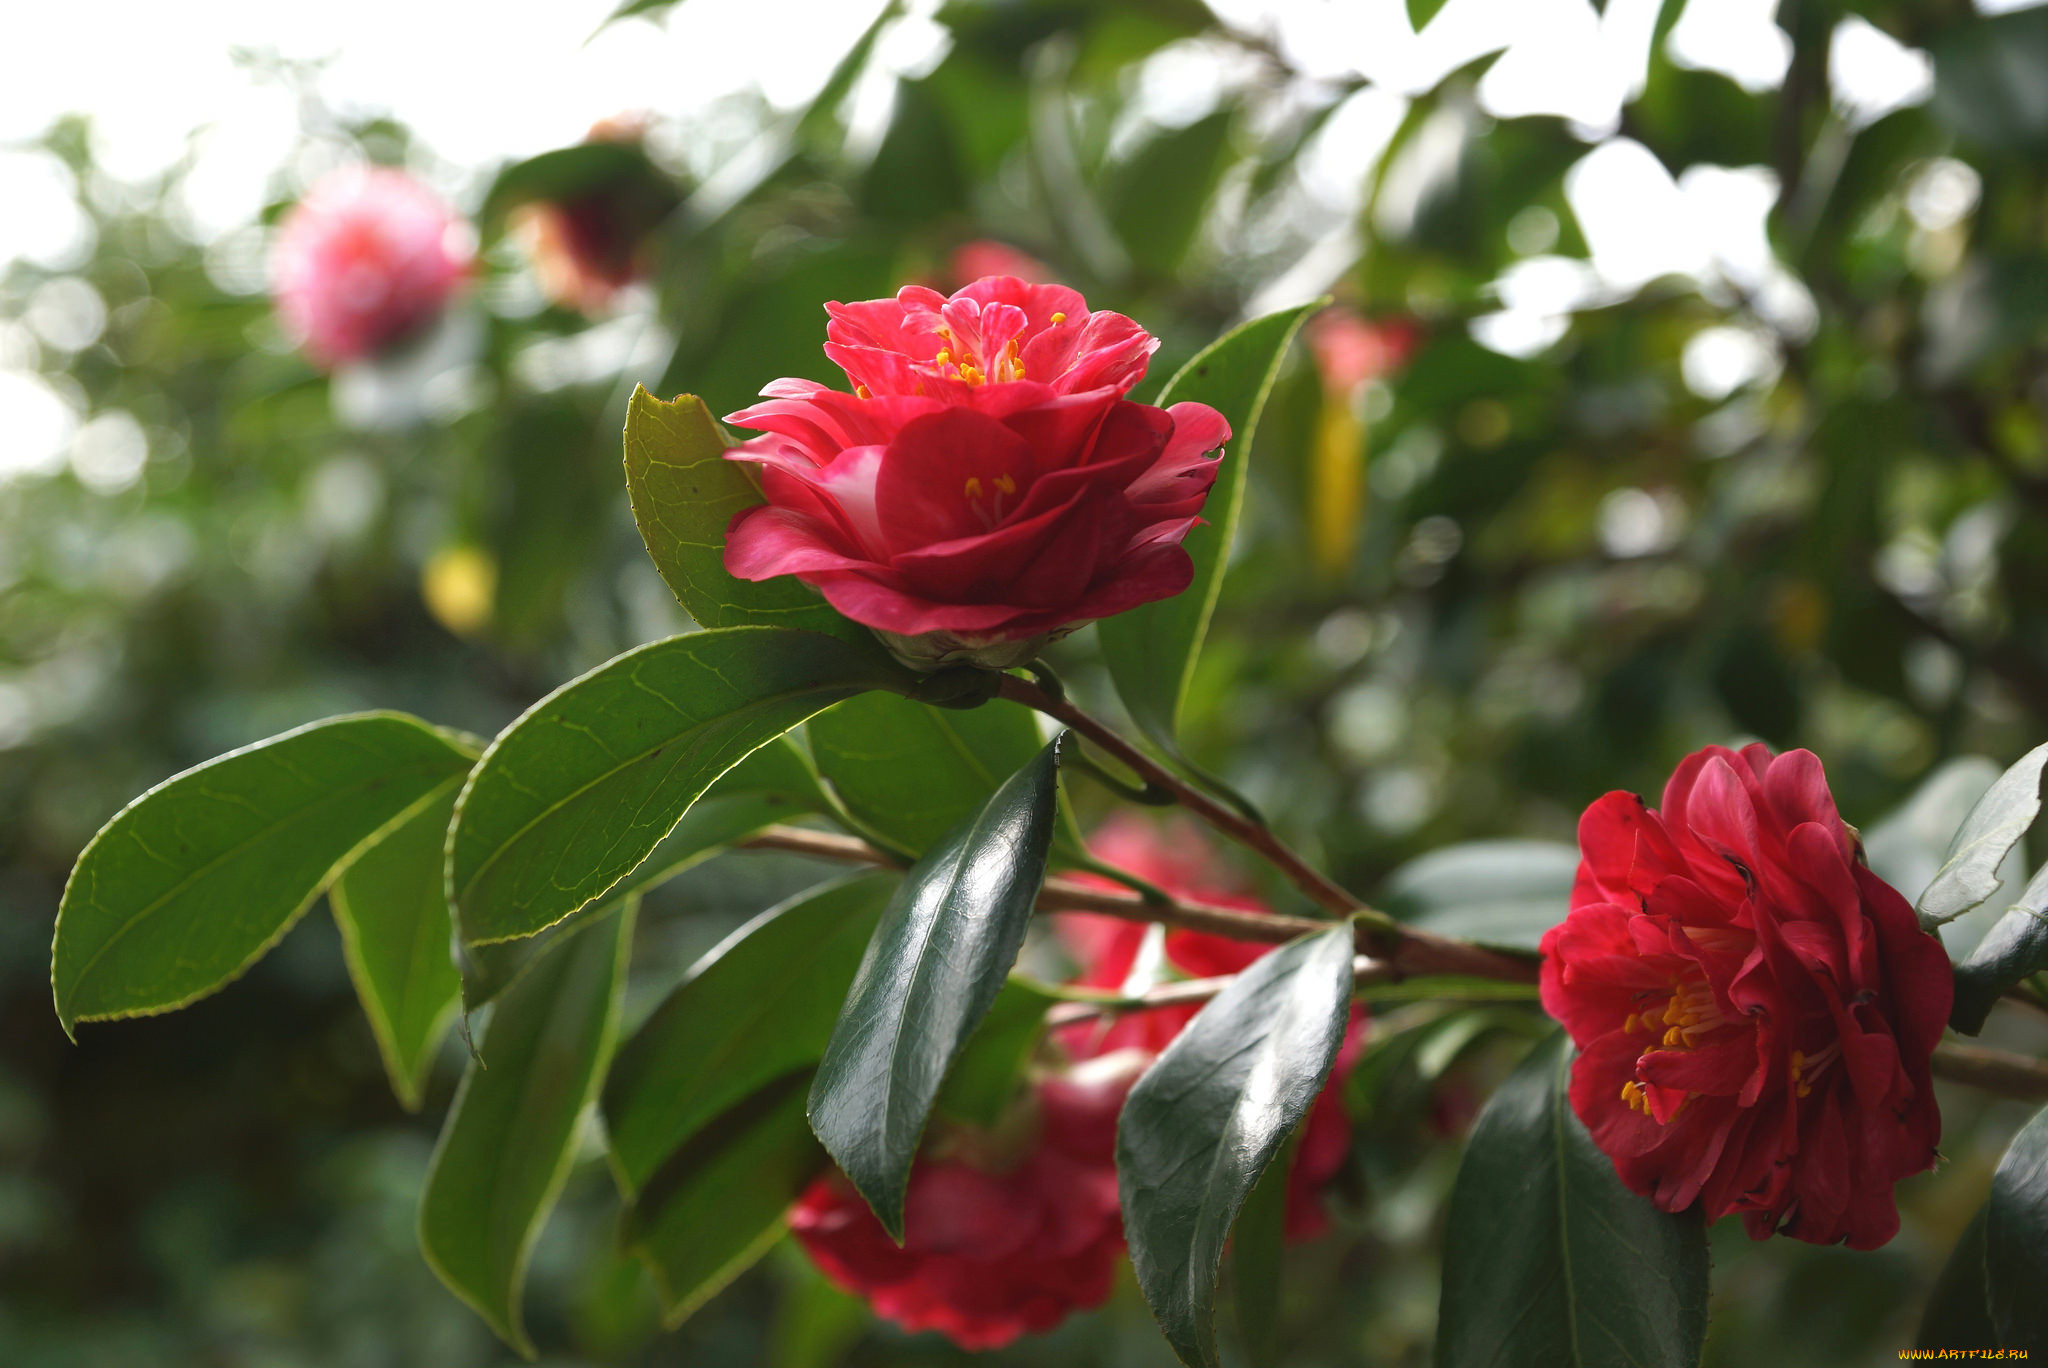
[809,692,1047,856]
[418,901,634,1357]
[1379,839,1579,952]
[448,626,908,945]
[330,785,463,1111]
[1953,862,2048,1034]
[604,872,896,1195]
[622,388,859,640]
[621,1069,825,1328]
[1865,757,2005,907]
[1919,1206,1995,1351]
[1920,742,2048,928]
[1099,303,1315,758]
[1988,1103,2048,1352]
[1118,923,1354,1368]
[931,976,1056,1128]
[1230,1127,1296,1366]
[455,737,830,1014]
[52,712,476,1036]
[1438,1032,1708,1368]
[807,738,1066,1238]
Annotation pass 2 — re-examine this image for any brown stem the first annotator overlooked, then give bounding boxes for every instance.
[740,826,2048,1102]
[1045,954,1396,1028]
[1931,1040,2048,1102]
[995,674,1369,921]
[737,824,1539,984]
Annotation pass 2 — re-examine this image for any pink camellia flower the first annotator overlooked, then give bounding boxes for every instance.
[790,1065,1130,1350]
[1055,815,1367,1239]
[1540,743,1951,1250]
[271,166,471,368]
[720,276,1229,668]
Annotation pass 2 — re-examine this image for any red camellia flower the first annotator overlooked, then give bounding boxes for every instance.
[789,1065,1131,1350]
[720,276,1230,668]
[1056,815,1366,1239]
[270,166,471,368]
[1539,743,1952,1250]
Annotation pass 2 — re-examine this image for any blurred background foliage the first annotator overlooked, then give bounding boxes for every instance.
[6,0,2048,1362]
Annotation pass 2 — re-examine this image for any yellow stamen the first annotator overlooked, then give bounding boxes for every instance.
[855,384,871,399]
[1662,1026,1686,1048]
[963,477,984,500]
[992,473,1016,496]
[1050,312,1067,324]
[1624,1015,1638,1035]
[934,349,951,366]
[959,364,983,385]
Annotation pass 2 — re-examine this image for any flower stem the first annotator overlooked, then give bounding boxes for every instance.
[736,823,1537,983]
[996,673,1403,933]
[734,826,2048,1102]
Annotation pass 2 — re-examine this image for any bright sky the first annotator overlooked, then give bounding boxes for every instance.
[0,0,2028,484]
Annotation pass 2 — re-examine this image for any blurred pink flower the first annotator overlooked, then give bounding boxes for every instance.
[946,239,1053,288]
[1305,307,1420,396]
[271,166,471,368]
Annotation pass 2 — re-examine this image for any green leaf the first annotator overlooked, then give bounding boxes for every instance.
[1953,862,2048,1034]
[1099,303,1316,758]
[620,1070,825,1329]
[1230,1127,1296,1366]
[604,872,896,1195]
[623,388,859,640]
[1919,742,2048,928]
[1407,0,1452,29]
[448,626,908,946]
[808,691,1047,856]
[52,712,476,1036]
[1919,1206,1995,1351]
[807,737,1066,1239]
[418,901,634,1357]
[1437,1032,1709,1368]
[1105,108,1235,275]
[1865,756,2006,908]
[330,785,464,1111]
[1988,1103,2048,1352]
[1117,923,1355,1368]
[479,141,672,226]
[1934,6,2048,155]
[1379,840,1579,952]
[932,976,1056,1128]
[456,737,831,1014]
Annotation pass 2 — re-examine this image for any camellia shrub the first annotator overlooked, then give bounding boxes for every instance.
[46,259,2048,1368]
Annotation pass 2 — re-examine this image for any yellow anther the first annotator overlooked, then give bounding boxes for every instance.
[992,473,1016,496]
[959,364,983,385]
[855,384,871,399]
[1663,1027,1686,1048]
[1050,312,1067,324]
[1624,1015,1639,1035]
[934,349,952,366]
[964,477,984,500]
